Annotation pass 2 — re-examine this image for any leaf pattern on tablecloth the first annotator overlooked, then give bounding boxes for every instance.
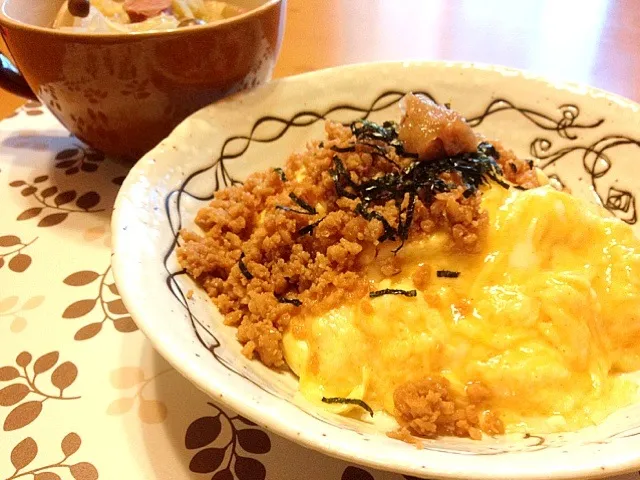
[54,146,105,176]
[0,235,37,273]
[0,352,79,432]
[22,101,45,117]
[2,433,98,480]
[185,403,270,480]
[61,265,138,341]
[106,366,172,424]
[0,295,44,333]
[341,468,427,480]
[9,176,104,228]
[341,467,374,480]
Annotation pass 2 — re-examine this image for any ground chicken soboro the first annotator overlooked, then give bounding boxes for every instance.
[391,377,505,444]
[178,94,538,441]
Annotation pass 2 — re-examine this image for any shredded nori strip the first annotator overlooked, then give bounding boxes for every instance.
[486,171,510,189]
[331,139,402,168]
[238,252,253,280]
[369,289,417,298]
[289,192,317,214]
[275,205,315,215]
[436,270,460,278]
[477,141,499,159]
[333,142,399,166]
[354,203,397,242]
[351,119,398,143]
[360,142,402,168]
[276,193,318,215]
[527,159,535,169]
[298,216,326,237]
[463,188,475,198]
[275,294,302,307]
[350,119,417,159]
[329,156,358,200]
[321,397,374,417]
[273,167,287,182]
[509,163,518,173]
[331,145,357,153]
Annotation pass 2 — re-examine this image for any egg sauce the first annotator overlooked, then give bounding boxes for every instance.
[283,185,640,433]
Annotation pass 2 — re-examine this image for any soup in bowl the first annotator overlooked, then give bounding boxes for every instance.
[0,0,285,158]
[53,0,246,33]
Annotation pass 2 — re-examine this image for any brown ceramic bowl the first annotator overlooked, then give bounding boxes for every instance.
[0,0,285,158]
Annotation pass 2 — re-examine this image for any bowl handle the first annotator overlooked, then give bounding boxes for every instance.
[0,53,37,100]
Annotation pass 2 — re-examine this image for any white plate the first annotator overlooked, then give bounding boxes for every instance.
[111,61,640,479]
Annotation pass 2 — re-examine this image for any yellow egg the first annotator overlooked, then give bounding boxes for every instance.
[283,185,640,432]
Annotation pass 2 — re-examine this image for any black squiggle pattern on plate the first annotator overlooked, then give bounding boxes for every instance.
[161,92,615,455]
[532,135,638,224]
[467,99,604,139]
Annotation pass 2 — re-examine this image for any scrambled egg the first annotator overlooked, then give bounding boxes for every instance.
[283,185,640,432]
